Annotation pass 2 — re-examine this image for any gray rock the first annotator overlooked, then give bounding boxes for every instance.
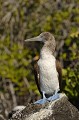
[9,93,79,120]
[0,114,6,120]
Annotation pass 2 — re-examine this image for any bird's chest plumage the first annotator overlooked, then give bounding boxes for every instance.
[37,55,59,94]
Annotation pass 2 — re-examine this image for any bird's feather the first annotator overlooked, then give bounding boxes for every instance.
[56,60,62,92]
[32,56,62,97]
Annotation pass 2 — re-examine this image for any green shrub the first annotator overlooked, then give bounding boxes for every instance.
[62,33,79,104]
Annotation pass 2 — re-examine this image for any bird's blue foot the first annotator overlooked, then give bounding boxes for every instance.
[34,90,60,104]
[34,91,48,104]
[47,93,60,101]
[34,98,47,104]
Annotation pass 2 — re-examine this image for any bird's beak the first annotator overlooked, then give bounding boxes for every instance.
[25,36,42,42]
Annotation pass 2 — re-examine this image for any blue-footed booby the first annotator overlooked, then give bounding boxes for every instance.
[25,32,62,104]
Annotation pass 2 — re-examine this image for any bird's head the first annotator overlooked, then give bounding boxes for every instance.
[25,32,55,42]
[25,32,56,53]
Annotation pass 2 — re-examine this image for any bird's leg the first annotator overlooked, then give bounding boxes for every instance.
[34,91,48,104]
[47,89,60,101]
[55,88,60,95]
[42,91,46,99]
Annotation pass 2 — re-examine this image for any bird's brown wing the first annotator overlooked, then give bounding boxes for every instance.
[56,60,62,92]
[32,56,42,96]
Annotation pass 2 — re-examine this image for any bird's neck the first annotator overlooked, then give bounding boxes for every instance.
[40,46,54,59]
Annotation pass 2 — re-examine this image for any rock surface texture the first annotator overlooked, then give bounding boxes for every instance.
[9,94,79,120]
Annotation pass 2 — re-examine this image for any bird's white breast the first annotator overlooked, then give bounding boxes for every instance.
[37,50,59,95]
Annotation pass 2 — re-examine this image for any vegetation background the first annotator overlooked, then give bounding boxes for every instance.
[0,0,79,119]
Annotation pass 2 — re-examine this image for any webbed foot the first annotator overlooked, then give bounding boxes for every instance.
[47,93,60,101]
[34,90,60,104]
[34,91,47,104]
[34,98,47,104]
[47,89,60,101]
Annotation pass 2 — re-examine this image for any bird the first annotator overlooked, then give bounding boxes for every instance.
[25,32,62,104]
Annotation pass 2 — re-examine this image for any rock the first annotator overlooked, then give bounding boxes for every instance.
[8,93,79,120]
[8,106,26,119]
[0,114,6,120]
